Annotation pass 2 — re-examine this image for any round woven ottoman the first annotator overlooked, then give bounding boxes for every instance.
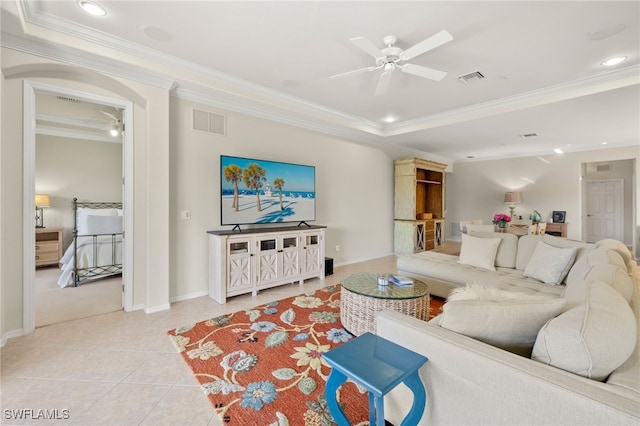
[340,272,430,336]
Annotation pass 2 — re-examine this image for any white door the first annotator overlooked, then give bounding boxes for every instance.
[586,180,623,243]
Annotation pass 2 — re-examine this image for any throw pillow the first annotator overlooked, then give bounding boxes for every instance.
[438,284,566,357]
[524,241,577,285]
[76,207,118,235]
[532,280,637,381]
[458,234,501,271]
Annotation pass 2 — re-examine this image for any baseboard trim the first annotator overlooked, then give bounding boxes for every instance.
[144,303,171,314]
[170,290,208,303]
[334,253,395,269]
[1,329,25,347]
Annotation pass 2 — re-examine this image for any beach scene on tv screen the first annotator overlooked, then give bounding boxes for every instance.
[221,156,315,225]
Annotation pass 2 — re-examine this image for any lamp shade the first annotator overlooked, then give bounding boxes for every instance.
[35,194,51,208]
[504,192,522,205]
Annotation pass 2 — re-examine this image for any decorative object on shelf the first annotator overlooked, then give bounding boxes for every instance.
[492,213,512,229]
[35,193,51,228]
[504,191,522,218]
[552,211,566,223]
[529,210,542,223]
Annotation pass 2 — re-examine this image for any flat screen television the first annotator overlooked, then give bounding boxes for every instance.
[220,155,316,228]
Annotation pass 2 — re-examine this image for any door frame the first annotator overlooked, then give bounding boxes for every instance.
[23,80,134,334]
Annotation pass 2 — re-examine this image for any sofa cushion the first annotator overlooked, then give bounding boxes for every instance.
[543,235,593,269]
[438,284,566,357]
[458,233,501,271]
[524,241,577,285]
[515,235,544,270]
[566,246,634,304]
[467,231,518,268]
[397,251,565,297]
[595,238,633,264]
[532,280,637,381]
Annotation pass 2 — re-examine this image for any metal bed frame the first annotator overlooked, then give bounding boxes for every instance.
[72,198,123,287]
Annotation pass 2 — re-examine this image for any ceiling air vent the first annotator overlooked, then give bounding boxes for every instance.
[458,71,485,84]
[520,133,538,139]
[193,109,226,136]
[596,164,611,172]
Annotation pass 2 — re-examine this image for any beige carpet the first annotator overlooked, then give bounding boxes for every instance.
[36,267,122,327]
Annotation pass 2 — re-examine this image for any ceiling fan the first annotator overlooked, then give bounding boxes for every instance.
[329,30,453,96]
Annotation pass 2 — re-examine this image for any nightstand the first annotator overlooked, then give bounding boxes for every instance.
[35,228,63,267]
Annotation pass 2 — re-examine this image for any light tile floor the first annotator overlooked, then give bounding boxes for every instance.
[2,254,422,425]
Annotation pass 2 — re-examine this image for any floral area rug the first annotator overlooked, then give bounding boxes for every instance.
[168,285,370,425]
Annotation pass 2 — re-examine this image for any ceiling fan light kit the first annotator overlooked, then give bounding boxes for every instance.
[330,30,454,96]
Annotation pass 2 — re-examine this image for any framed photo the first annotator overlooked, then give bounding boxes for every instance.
[552,211,566,223]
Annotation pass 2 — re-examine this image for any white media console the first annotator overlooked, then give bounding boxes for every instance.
[208,225,326,304]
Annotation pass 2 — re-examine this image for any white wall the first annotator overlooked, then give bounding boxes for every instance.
[169,97,395,300]
[36,135,122,247]
[446,146,639,255]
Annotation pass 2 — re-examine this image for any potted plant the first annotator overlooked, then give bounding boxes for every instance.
[492,213,512,230]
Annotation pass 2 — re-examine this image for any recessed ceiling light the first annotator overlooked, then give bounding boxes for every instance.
[601,141,608,145]
[601,56,627,67]
[78,1,107,16]
[383,116,396,123]
[553,148,564,154]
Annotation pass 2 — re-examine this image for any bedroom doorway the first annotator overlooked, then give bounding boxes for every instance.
[23,81,134,333]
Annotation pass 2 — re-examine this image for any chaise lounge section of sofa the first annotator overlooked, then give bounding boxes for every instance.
[378,233,639,425]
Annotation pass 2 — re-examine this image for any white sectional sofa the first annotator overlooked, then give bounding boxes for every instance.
[377,233,639,425]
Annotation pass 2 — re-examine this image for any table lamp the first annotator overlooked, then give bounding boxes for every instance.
[504,191,522,218]
[35,194,50,228]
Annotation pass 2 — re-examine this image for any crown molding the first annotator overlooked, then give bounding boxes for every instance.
[18,0,383,134]
[8,0,637,165]
[383,65,640,137]
[172,87,442,162]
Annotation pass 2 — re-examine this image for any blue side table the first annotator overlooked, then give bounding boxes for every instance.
[322,332,428,426]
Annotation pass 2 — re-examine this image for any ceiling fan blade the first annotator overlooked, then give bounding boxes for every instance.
[400,29,453,61]
[350,37,385,59]
[374,70,393,96]
[400,63,447,81]
[329,65,381,79]
[100,110,119,121]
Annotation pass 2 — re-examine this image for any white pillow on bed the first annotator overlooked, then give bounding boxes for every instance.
[84,215,122,235]
[77,208,118,235]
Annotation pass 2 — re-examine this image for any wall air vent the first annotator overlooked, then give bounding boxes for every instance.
[458,71,485,84]
[193,109,226,136]
[596,164,611,172]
